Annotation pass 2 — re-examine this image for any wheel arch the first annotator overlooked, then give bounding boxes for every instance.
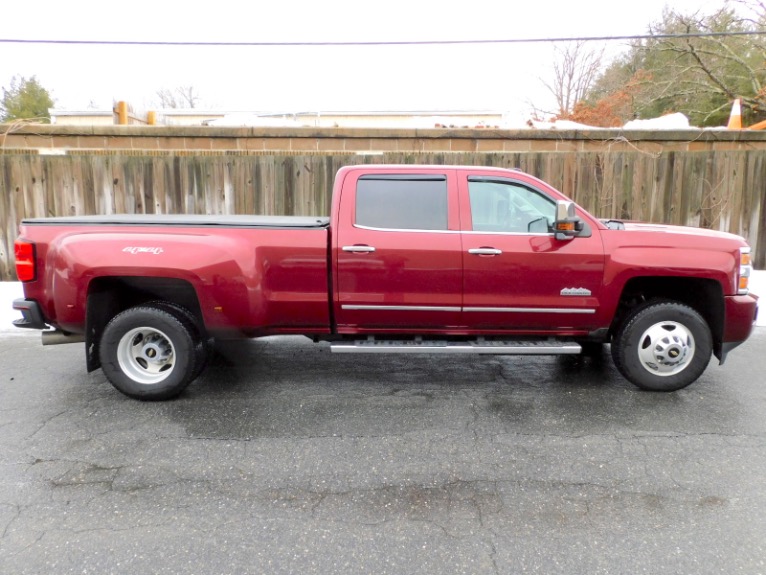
[611,276,725,359]
[85,276,203,372]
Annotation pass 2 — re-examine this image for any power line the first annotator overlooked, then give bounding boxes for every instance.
[0,30,764,47]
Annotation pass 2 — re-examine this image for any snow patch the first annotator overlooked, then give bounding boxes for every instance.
[623,112,691,130]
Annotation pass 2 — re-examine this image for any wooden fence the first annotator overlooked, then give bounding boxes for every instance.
[1,149,765,280]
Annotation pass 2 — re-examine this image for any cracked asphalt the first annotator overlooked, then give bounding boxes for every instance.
[1,329,765,575]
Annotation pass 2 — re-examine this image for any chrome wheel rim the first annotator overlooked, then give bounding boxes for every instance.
[637,321,695,377]
[117,327,176,384]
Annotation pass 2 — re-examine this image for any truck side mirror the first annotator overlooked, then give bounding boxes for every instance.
[554,201,583,240]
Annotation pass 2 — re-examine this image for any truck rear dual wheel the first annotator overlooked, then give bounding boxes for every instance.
[146,300,212,381]
[611,301,713,392]
[99,305,204,400]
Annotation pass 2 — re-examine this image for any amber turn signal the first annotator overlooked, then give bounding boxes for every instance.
[738,247,753,295]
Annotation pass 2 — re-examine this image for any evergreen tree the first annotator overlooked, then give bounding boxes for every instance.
[1,76,55,123]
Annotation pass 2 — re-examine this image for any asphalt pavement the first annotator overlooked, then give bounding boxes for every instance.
[1,315,765,574]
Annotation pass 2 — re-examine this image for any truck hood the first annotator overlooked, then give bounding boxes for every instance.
[619,221,745,242]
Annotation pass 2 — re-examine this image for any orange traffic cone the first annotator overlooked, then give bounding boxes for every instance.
[727,98,743,129]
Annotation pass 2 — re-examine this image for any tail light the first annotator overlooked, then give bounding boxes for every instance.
[14,240,36,282]
[738,247,752,295]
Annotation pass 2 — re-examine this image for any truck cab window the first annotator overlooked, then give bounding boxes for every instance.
[468,180,555,233]
[356,177,448,230]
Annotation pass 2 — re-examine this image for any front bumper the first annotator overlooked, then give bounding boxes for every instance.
[12,299,48,330]
[718,293,759,363]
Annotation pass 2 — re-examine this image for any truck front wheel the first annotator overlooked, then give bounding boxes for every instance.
[99,306,199,400]
[611,301,712,392]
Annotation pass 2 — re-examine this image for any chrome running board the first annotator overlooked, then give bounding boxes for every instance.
[330,339,581,355]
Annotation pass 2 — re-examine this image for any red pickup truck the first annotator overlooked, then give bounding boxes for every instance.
[12,164,758,400]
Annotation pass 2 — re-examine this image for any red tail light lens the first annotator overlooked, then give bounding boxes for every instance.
[14,240,36,282]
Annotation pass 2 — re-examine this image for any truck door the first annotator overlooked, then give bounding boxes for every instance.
[459,174,605,333]
[334,170,463,332]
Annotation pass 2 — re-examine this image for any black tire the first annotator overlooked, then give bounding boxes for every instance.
[611,300,712,392]
[146,301,211,380]
[99,306,198,400]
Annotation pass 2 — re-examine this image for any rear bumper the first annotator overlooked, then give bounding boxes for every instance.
[12,299,48,330]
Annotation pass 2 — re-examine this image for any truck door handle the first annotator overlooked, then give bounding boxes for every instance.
[342,245,376,253]
[468,248,502,256]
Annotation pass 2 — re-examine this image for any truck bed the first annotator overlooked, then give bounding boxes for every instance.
[15,215,332,337]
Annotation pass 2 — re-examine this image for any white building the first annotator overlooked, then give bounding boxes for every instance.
[49,107,509,129]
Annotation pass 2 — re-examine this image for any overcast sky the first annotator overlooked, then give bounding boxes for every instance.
[0,0,728,118]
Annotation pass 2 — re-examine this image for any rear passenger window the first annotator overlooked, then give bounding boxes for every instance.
[356,176,448,230]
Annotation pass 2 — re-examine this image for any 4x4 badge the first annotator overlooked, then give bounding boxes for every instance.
[561,287,592,296]
[122,246,164,255]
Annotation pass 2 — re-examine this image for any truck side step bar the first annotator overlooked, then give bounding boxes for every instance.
[330,339,582,355]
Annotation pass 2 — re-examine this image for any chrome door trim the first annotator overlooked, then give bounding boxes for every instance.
[341,305,462,312]
[353,224,460,234]
[342,305,594,314]
[463,307,596,314]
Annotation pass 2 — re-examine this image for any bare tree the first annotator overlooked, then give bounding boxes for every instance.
[543,41,605,116]
[581,3,766,126]
[155,86,201,109]
[640,5,766,123]
[729,0,766,25]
